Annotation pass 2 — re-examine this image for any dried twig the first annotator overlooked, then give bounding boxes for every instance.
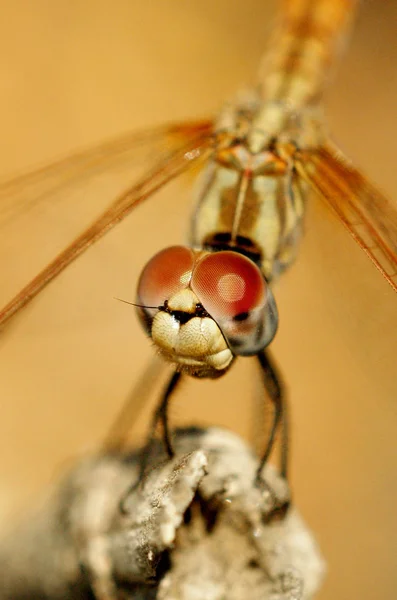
[0,427,325,600]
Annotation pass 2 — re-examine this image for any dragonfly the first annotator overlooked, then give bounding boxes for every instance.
[0,0,396,494]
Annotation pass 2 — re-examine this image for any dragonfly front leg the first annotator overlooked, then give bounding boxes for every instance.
[119,369,183,514]
[255,350,290,516]
[137,369,182,485]
[152,369,182,459]
[135,368,183,488]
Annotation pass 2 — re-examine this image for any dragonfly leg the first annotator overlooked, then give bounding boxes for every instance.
[120,369,182,513]
[156,369,182,457]
[137,369,183,482]
[255,350,290,516]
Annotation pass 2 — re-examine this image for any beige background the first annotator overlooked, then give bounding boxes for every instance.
[0,1,396,598]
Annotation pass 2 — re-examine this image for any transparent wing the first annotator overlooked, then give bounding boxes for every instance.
[295,143,397,292]
[0,120,214,329]
[103,353,169,452]
[0,120,213,227]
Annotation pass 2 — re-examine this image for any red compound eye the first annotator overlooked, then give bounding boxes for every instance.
[191,251,277,355]
[191,251,266,320]
[137,246,194,308]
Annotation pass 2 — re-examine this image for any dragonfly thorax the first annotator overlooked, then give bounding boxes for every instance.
[190,139,306,281]
[215,143,289,178]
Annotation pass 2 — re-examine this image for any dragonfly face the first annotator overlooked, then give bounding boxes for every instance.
[136,245,278,377]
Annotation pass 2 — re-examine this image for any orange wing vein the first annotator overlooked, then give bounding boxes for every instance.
[0,123,214,329]
[0,120,213,227]
[295,143,397,292]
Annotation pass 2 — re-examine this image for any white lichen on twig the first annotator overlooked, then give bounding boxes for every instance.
[0,427,325,600]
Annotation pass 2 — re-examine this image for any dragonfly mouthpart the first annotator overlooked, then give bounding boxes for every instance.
[151,288,234,378]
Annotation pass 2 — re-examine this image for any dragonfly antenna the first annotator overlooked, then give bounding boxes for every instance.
[114,297,159,310]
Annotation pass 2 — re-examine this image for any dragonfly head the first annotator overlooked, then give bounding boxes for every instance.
[136,246,278,378]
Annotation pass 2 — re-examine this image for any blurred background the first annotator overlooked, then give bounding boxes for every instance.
[0,0,396,598]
